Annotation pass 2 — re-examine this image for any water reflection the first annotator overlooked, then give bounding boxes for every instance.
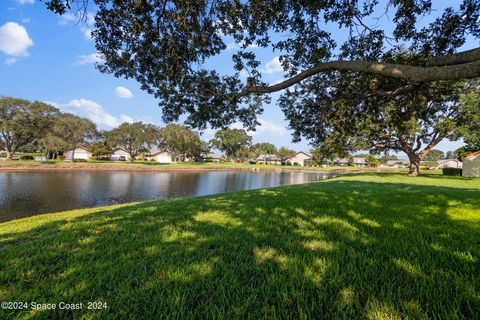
[0,170,336,222]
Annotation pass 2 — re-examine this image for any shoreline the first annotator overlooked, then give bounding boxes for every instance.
[0,162,407,173]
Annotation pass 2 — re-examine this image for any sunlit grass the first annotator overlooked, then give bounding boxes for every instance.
[0,174,478,319]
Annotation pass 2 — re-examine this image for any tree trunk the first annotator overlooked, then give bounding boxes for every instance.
[70,146,76,161]
[6,150,13,160]
[407,153,421,176]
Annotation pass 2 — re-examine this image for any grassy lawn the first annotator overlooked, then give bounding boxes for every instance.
[0,174,478,319]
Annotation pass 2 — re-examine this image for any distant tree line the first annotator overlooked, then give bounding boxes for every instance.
[2,97,478,166]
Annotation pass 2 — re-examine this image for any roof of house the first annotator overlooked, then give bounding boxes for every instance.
[353,157,366,164]
[465,151,480,160]
[333,157,349,163]
[285,151,312,160]
[386,159,409,165]
[256,154,280,161]
[66,146,89,152]
[204,153,225,159]
[148,147,170,156]
[437,159,462,164]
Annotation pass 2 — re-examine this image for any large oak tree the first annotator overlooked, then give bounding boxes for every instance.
[0,98,58,160]
[45,0,480,130]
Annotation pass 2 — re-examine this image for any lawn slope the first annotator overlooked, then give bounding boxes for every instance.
[0,174,479,319]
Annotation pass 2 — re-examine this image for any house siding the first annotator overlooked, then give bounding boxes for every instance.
[64,148,90,160]
[287,153,312,166]
[463,154,480,177]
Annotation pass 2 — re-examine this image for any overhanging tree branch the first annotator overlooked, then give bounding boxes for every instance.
[236,51,480,98]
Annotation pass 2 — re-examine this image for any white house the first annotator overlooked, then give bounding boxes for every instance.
[110,149,131,161]
[202,153,225,162]
[256,154,282,165]
[64,147,90,160]
[286,152,312,166]
[380,160,409,168]
[436,159,463,169]
[147,148,174,163]
[463,151,480,177]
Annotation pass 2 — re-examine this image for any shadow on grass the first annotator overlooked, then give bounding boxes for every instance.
[0,179,479,319]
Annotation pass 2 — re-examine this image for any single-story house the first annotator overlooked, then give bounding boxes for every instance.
[202,153,226,162]
[380,160,409,168]
[147,148,174,163]
[333,158,349,166]
[353,157,368,167]
[256,154,282,165]
[286,152,312,166]
[436,159,463,169]
[463,151,480,177]
[64,147,90,160]
[332,157,369,167]
[110,149,131,161]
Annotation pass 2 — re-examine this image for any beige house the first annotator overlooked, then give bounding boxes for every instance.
[64,147,90,160]
[256,154,281,165]
[110,149,131,161]
[286,152,312,166]
[463,151,480,177]
[147,148,174,163]
[436,159,463,169]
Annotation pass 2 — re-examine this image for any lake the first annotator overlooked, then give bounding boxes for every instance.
[0,170,338,222]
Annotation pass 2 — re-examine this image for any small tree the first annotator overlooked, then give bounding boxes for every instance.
[158,124,202,161]
[252,143,277,163]
[52,113,98,161]
[106,122,160,162]
[0,97,58,160]
[366,155,380,168]
[210,129,252,160]
[89,141,113,160]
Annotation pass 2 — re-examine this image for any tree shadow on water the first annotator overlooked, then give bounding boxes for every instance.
[0,180,479,319]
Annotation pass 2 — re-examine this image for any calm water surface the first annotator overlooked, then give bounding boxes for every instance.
[0,170,337,222]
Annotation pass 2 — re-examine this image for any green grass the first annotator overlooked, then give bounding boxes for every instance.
[0,174,478,319]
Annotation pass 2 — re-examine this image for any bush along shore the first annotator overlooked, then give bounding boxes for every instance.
[0,174,479,319]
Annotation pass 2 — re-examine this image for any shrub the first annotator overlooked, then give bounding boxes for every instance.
[0,152,7,158]
[19,155,34,160]
[442,168,462,176]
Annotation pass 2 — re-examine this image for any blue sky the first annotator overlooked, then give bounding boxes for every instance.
[0,0,475,157]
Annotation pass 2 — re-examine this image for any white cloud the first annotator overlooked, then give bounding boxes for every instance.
[59,12,94,40]
[22,18,31,24]
[262,56,283,74]
[58,13,77,26]
[230,118,286,137]
[115,86,134,98]
[254,119,286,136]
[49,99,134,129]
[226,41,259,51]
[5,58,17,65]
[16,0,34,4]
[0,22,33,57]
[76,52,104,65]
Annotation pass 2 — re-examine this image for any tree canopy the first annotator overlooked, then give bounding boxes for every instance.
[158,124,203,161]
[0,97,58,160]
[210,129,252,159]
[45,0,480,131]
[106,122,160,162]
[49,113,98,161]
